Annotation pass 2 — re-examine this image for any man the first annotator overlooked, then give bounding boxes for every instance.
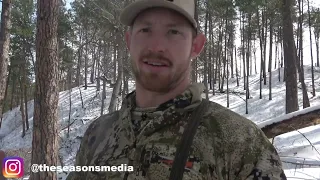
[67,0,287,179]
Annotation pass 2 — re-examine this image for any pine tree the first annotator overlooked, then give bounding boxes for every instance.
[30,0,60,179]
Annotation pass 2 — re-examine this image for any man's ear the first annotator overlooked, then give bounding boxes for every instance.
[125,30,131,51]
[190,33,206,59]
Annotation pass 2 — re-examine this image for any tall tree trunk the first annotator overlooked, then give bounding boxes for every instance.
[22,44,29,130]
[76,29,83,86]
[280,29,284,69]
[217,22,223,91]
[254,40,257,74]
[224,10,229,106]
[230,35,234,78]
[109,34,123,113]
[24,88,29,131]
[307,0,316,97]
[97,41,104,91]
[204,8,209,100]
[67,42,73,137]
[0,65,10,127]
[257,9,263,99]
[211,18,215,95]
[101,78,106,116]
[279,27,284,82]
[227,47,230,108]
[0,0,12,119]
[10,70,16,110]
[247,15,251,99]
[22,60,29,130]
[246,51,249,114]
[295,0,310,108]
[67,64,72,138]
[91,45,96,84]
[122,47,129,100]
[278,58,281,82]
[192,0,199,83]
[241,12,246,91]
[295,45,310,108]
[249,49,252,76]
[113,38,117,83]
[269,20,273,100]
[221,23,227,92]
[216,24,222,91]
[263,9,267,85]
[315,32,319,67]
[19,73,26,138]
[84,30,88,89]
[235,45,239,87]
[282,0,299,114]
[208,13,213,90]
[298,0,303,82]
[30,0,60,179]
[275,40,278,69]
[245,14,251,114]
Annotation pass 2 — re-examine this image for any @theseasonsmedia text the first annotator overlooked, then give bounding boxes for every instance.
[2,156,134,178]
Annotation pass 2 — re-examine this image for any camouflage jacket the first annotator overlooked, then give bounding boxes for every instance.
[66,83,287,180]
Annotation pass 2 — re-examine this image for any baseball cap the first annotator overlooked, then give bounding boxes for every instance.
[119,0,197,29]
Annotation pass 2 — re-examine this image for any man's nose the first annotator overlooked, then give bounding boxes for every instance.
[147,33,167,53]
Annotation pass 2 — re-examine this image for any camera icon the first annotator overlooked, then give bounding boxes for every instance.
[3,157,24,178]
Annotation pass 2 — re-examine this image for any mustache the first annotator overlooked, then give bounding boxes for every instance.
[140,52,172,65]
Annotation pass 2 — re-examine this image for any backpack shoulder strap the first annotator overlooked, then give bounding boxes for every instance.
[169,99,210,180]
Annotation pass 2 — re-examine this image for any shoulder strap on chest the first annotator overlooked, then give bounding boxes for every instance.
[169,99,210,180]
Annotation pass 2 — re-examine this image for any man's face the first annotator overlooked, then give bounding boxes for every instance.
[125,8,205,93]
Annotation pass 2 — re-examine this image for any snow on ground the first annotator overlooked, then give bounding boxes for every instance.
[0,66,319,179]
[210,66,320,124]
[257,104,320,128]
[275,124,320,179]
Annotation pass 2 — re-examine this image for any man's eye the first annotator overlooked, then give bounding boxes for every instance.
[169,29,179,35]
[140,28,150,33]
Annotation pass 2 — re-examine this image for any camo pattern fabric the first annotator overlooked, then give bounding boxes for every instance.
[66,83,287,180]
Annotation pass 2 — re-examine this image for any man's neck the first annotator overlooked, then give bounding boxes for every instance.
[135,79,191,108]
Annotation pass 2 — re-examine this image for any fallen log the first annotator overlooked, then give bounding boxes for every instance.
[261,108,320,139]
